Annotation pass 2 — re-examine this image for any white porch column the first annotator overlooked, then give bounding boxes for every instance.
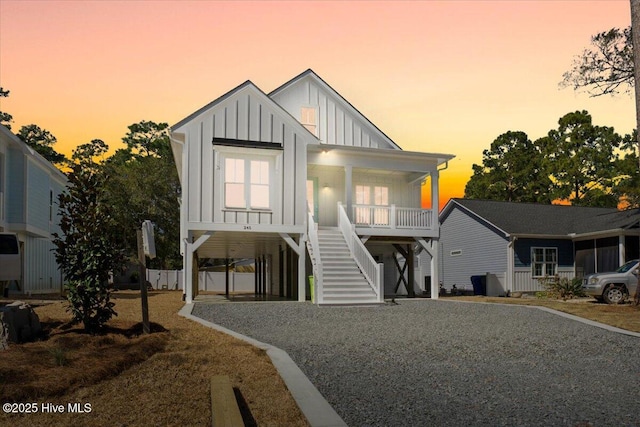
[507,237,515,293]
[183,232,194,303]
[430,239,439,299]
[345,164,353,221]
[279,233,308,302]
[619,235,625,265]
[430,169,439,223]
[183,231,213,304]
[298,234,307,302]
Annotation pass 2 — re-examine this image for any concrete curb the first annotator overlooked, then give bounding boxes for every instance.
[431,298,640,338]
[178,303,347,427]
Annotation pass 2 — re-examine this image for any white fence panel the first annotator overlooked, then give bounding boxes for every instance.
[146,270,256,292]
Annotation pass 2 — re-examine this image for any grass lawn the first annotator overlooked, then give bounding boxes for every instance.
[449,295,640,333]
[0,291,309,427]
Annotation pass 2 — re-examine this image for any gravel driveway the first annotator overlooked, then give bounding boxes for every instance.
[192,300,640,427]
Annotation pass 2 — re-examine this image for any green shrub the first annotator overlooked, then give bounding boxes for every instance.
[538,276,586,301]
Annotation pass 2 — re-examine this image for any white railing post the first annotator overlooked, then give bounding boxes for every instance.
[391,204,396,229]
[308,210,323,304]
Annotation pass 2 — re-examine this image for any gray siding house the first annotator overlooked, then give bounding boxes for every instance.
[434,199,640,295]
[0,125,66,294]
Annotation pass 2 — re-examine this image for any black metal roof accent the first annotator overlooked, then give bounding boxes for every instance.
[212,137,283,150]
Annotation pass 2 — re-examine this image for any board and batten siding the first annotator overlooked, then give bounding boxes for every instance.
[6,148,25,224]
[177,84,309,229]
[512,238,575,292]
[440,207,508,289]
[271,77,396,149]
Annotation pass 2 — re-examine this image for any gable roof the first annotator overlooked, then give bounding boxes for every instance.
[269,69,402,150]
[442,198,640,238]
[0,125,67,184]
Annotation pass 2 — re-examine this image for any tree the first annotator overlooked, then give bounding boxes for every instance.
[17,124,67,165]
[0,87,12,129]
[538,111,622,207]
[103,121,181,269]
[122,120,172,158]
[560,27,634,97]
[464,131,552,203]
[52,150,125,333]
[71,139,109,166]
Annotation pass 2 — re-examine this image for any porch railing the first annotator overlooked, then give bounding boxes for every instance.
[352,205,433,229]
[307,210,323,304]
[338,203,383,302]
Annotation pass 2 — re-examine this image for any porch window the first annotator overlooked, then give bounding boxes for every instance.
[355,185,389,225]
[532,247,557,277]
[301,107,317,136]
[224,158,271,209]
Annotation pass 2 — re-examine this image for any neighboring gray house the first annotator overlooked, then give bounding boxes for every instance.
[433,199,640,295]
[0,125,66,294]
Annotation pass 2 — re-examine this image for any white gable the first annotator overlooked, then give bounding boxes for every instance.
[173,81,315,146]
[270,71,400,150]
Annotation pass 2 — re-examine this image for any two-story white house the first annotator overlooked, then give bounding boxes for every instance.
[0,124,66,294]
[171,70,454,304]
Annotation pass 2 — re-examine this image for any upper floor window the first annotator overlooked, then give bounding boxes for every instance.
[532,247,557,277]
[301,107,317,136]
[224,157,271,209]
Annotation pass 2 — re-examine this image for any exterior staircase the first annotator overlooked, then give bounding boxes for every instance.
[314,227,380,304]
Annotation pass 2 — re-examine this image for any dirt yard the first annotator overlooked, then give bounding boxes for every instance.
[0,291,309,427]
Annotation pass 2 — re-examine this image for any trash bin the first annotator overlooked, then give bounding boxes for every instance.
[308,276,315,303]
[470,275,486,296]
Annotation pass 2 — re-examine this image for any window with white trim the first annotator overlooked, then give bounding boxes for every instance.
[224,157,271,209]
[354,184,389,225]
[532,247,557,277]
[301,107,317,136]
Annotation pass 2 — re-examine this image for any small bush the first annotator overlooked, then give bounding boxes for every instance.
[538,276,586,301]
[49,346,68,367]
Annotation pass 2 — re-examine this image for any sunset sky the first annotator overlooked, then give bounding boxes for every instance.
[0,0,635,206]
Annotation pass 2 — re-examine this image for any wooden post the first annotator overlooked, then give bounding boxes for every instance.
[136,230,150,334]
[225,258,230,299]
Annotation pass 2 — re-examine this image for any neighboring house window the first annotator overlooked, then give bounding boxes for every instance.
[532,247,557,277]
[301,107,317,136]
[224,158,271,210]
[355,185,389,225]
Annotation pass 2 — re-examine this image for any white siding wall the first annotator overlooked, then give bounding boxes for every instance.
[178,86,309,228]
[439,208,508,289]
[513,267,574,293]
[271,77,396,149]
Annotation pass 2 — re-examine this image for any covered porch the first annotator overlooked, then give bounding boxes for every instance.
[307,144,451,238]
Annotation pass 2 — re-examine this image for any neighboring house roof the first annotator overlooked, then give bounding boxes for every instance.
[269,68,403,150]
[0,125,66,184]
[442,198,640,238]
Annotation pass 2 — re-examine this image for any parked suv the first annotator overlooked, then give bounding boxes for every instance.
[582,260,639,304]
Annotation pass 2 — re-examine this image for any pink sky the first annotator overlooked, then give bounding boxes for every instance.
[0,0,634,206]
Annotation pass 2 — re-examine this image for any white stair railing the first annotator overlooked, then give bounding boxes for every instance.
[307,210,323,304]
[337,203,383,302]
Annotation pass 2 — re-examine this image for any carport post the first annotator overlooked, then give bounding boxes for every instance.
[225,258,230,299]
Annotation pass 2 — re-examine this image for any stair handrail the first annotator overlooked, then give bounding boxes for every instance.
[307,210,323,304]
[337,203,382,302]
